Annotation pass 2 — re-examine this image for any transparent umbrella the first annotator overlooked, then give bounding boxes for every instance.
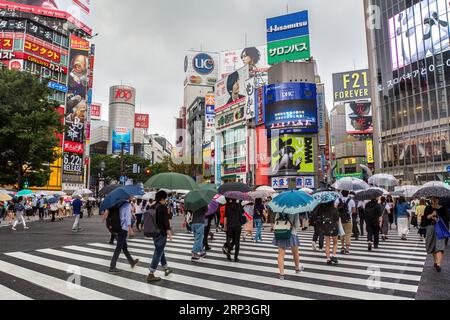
[368,174,399,187]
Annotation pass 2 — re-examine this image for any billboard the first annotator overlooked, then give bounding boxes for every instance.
[110,85,136,105]
[271,135,315,175]
[135,113,149,129]
[264,83,318,133]
[345,101,373,134]
[266,11,311,64]
[112,127,131,155]
[215,65,249,111]
[255,126,270,186]
[0,0,92,35]
[366,140,374,164]
[333,69,370,103]
[271,176,315,189]
[389,0,450,70]
[90,102,101,120]
[184,51,219,87]
[219,46,270,78]
[205,94,215,130]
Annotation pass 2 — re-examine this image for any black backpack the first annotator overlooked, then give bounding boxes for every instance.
[337,199,352,223]
[143,205,161,238]
[365,202,381,227]
[106,202,126,234]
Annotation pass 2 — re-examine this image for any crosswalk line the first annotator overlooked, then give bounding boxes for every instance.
[0,284,32,300]
[6,251,210,301]
[121,241,423,281]
[70,244,413,300]
[40,247,311,301]
[151,235,427,262]
[125,238,426,272]
[0,260,119,300]
[95,242,420,293]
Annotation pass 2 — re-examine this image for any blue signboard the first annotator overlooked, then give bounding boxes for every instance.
[206,105,215,115]
[48,81,68,93]
[264,83,318,133]
[267,10,309,43]
[112,128,131,155]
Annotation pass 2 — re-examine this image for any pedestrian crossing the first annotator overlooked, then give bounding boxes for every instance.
[0,227,427,300]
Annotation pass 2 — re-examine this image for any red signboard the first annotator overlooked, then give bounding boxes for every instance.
[3,52,68,74]
[135,113,149,129]
[0,38,13,50]
[257,87,264,125]
[24,39,60,63]
[115,88,133,102]
[64,141,84,155]
[90,103,101,120]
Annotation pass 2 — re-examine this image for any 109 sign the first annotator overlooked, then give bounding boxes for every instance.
[115,89,133,101]
[193,53,214,75]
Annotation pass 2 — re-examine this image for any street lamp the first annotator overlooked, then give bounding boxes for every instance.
[97,161,106,197]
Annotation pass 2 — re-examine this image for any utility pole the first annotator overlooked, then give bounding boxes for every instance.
[121,142,125,185]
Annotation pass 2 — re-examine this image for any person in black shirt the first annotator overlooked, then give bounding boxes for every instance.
[223,199,244,263]
[423,197,448,272]
[147,191,173,283]
[364,199,383,251]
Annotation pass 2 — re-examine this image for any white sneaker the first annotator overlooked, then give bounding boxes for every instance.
[24,227,29,230]
[312,242,317,251]
[12,227,17,231]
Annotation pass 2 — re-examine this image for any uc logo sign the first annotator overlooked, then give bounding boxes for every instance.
[193,53,214,75]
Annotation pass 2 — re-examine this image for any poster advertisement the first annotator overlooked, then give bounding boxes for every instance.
[0,0,92,35]
[271,135,315,175]
[333,69,370,103]
[90,103,101,120]
[366,140,374,164]
[345,101,373,134]
[135,113,149,129]
[215,65,249,111]
[184,51,219,87]
[112,127,131,155]
[219,46,270,78]
[389,0,450,70]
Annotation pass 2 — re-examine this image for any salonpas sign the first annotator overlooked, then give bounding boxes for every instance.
[268,36,310,65]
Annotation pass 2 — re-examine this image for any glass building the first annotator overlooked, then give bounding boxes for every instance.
[365,0,450,184]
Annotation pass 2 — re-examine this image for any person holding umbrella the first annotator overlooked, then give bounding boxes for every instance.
[222,195,247,263]
[423,197,448,272]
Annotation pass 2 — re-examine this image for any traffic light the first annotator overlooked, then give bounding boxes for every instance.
[144,167,152,176]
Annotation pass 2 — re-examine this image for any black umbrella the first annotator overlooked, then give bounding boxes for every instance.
[218,182,251,195]
[98,185,121,197]
[413,187,450,199]
[355,188,384,201]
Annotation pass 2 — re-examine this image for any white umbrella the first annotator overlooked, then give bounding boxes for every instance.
[422,181,450,189]
[368,174,399,187]
[142,192,157,201]
[394,185,419,198]
[256,186,277,193]
[72,189,93,197]
[332,177,370,192]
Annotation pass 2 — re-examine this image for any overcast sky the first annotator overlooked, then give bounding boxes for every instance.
[91,0,368,145]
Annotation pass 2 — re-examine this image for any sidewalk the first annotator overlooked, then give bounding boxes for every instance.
[416,242,450,300]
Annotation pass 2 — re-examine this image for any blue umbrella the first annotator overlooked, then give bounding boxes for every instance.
[313,191,340,205]
[100,185,145,212]
[47,196,60,204]
[16,190,34,197]
[268,190,317,215]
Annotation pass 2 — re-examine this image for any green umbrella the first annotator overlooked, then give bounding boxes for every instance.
[199,183,218,192]
[16,189,34,197]
[185,189,217,212]
[145,173,199,191]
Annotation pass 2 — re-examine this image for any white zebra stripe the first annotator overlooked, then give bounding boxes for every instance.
[0,284,32,300]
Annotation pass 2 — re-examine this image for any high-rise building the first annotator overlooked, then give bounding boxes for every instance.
[365,0,450,184]
[0,0,94,192]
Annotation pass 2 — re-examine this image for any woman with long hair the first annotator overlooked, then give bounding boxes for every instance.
[416,199,427,241]
[386,195,395,229]
[380,197,390,241]
[316,201,339,265]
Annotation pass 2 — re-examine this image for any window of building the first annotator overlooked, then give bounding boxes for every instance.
[13,38,23,50]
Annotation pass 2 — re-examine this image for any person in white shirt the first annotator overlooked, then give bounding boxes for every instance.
[335,190,356,255]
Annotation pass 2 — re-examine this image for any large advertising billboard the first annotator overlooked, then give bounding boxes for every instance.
[389,0,450,71]
[333,69,370,103]
[219,46,270,78]
[271,135,315,175]
[215,65,249,111]
[135,113,149,129]
[0,0,92,35]
[266,10,311,64]
[112,127,131,155]
[264,83,318,133]
[184,51,219,87]
[345,101,373,135]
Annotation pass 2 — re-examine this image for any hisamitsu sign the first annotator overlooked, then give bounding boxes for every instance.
[333,69,371,103]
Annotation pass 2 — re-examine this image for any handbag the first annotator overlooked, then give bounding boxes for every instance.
[274,214,293,240]
[435,218,450,240]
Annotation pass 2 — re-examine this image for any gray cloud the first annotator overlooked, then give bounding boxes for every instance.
[91,0,368,144]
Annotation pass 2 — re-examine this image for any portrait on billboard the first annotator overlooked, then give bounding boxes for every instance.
[345,101,373,134]
[389,0,450,70]
[215,66,249,110]
[271,136,314,175]
[226,71,245,104]
[68,54,88,101]
[220,46,269,78]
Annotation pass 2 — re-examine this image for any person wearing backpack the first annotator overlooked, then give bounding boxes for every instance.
[336,190,356,255]
[12,197,29,231]
[364,198,383,251]
[316,201,340,265]
[222,199,245,263]
[147,191,173,283]
[272,212,303,280]
[109,197,140,274]
[253,199,265,243]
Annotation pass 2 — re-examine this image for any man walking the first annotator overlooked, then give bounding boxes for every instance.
[109,197,139,273]
[191,206,207,262]
[337,191,356,255]
[72,196,83,232]
[12,197,29,231]
[223,199,244,263]
[37,195,47,221]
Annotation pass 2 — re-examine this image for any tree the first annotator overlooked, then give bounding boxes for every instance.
[90,154,152,184]
[0,68,63,190]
